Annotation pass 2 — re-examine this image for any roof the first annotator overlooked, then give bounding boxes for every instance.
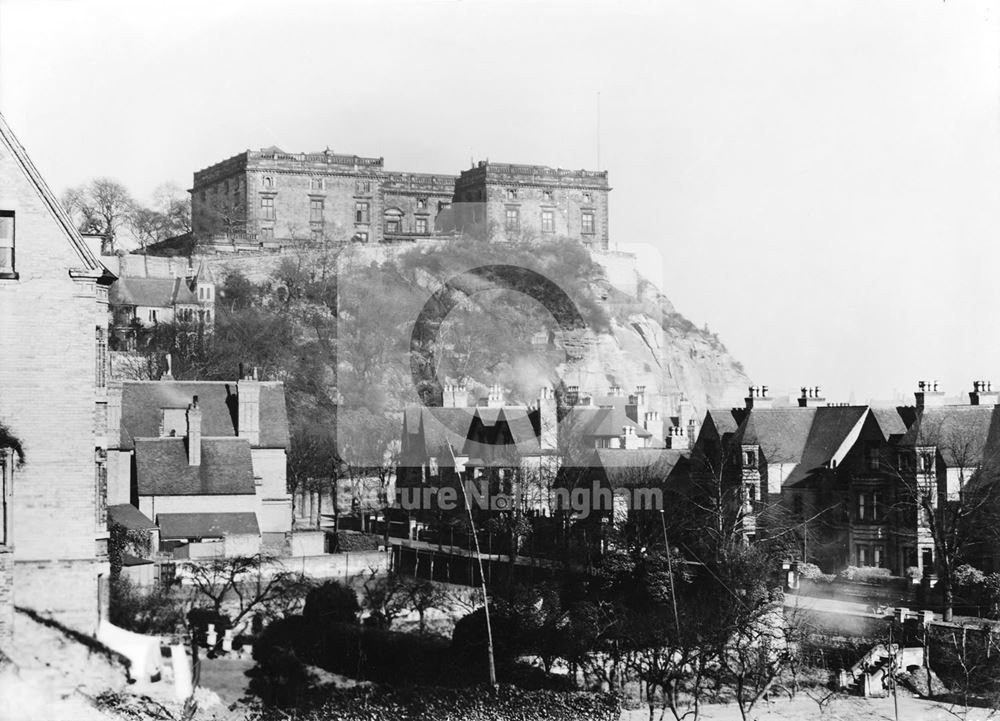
[561,405,651,439]
[706,409,741,437]
[110,277,198,307]
[107,503,157,531]
[134,437,255,496]
[121,553,153,567]
[900,405,1000,467]
[593,448,688,487]
[157,512,260,539]
[782,406,869,487]
[120,380,290,450]
[733,406,868,488]
[0,112,113,282]
[870,406,912,441]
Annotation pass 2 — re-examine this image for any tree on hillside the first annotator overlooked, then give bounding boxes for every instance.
[62,178,134,254]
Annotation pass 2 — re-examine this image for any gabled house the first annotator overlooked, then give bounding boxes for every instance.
[108,368,292,558]
[0,112,116,640]
[108,263,215,350]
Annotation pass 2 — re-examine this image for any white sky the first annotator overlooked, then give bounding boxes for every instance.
[1,0,999,403]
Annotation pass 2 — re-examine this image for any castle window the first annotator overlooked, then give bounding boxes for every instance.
[262,176,274,189]
[355,202,370,224]
[542,190,553,202]
[0,211,14,277]
[505,208,520,231]
[311,177,325,191]
[581,211,595,235]
[356,180,372,194]
[506,188,518,201]
[415,217,428,234]
[355,231,369,242]
[541,210,554,233]
[261,197,275,220]
[310,198,324,222]
[311,227,324,242]
[583,191,593,204]
[260,227,274,240]
[385,209,403,234]
[416,198,427,210]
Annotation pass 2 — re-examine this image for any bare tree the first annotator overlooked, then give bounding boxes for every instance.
[888,412,1000,621]
[62,178,135,254]
[183,553,311,632]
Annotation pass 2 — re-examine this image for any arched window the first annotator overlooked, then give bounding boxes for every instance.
[384,208,404,235]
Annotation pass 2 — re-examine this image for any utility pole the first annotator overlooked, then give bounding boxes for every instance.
[460,475,497,688]
[660,510,682,639]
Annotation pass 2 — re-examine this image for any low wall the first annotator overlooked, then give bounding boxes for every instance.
[279,551,389,582]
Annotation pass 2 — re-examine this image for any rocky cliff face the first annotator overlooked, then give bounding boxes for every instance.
[555,306,749,419]
[199,241,750,417]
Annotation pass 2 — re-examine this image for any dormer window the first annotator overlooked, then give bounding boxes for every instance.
[921,452,934,472]
[744,450,756,467]
[0,211,15,278]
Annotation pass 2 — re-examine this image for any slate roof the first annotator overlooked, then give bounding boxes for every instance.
[157,512,260,540]
[134,437,255,496]
[782,406,869,486]
[111,277,198,307]
[735,406,868,488]
[900,405,1000,467]
[120,381,290,450]
[870,406,912,441]
[107,503,157,531]
[593,448,688,487]
[705,409,741,437]
[561,405,651,439]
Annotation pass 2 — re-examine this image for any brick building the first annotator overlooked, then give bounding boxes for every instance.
[0,112,116,641]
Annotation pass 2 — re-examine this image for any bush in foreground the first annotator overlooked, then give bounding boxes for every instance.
[251,684,621,721]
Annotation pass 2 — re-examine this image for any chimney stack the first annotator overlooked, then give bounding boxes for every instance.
[237,364,261,445]
[443,383,468,408]
[619,425,641,450]
[915,380,945,409]
[644,411,665,448]
[797,385,827,408]
[969,380,998,406]
[566,385,580,406]
[745,384,774,410]
[487,384,505,408]
[186,395,202,466]
[666,424,689,450]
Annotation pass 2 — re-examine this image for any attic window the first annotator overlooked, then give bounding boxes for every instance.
[744,450,756,467]
[0,211,15,279]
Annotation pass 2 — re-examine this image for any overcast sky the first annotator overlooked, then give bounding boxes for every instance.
[1,0,998,403]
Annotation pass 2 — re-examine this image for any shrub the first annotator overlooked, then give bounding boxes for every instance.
[252,684,622,721]
[334,530,382,552]
[796,562,825,580]
[954,564,986,589]
[109,577,186,635]
[838,566,894,583]
[303,580,360,625]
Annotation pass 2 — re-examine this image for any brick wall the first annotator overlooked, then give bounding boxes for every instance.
[0,133,108,635]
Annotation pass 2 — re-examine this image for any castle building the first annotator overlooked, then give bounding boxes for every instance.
[451,161,610,249]
[188,147,456,249]
[0,112,116,640]
[149,149,610,255]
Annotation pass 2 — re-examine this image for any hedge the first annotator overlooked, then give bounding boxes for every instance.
[334,531,382,552]
[252,684,622,721]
